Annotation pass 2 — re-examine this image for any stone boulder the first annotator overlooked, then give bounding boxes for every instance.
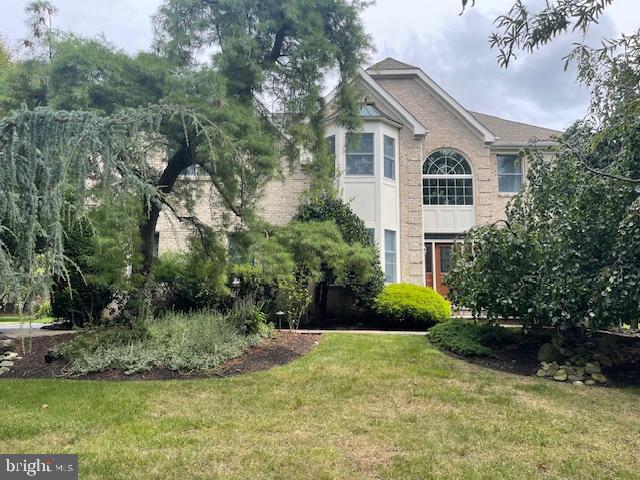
[538,343,563,363]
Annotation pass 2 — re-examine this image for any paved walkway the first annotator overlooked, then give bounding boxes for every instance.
[0,323,75,339]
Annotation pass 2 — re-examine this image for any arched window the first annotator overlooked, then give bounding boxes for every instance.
[422,150,473,206]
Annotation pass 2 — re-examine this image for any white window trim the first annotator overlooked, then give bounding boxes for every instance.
[496,153,524,195]
[383,135,396,181]
[345,132,375,177]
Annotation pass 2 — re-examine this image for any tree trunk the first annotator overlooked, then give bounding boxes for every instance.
[138,143,192,277]
[133,143,192,318]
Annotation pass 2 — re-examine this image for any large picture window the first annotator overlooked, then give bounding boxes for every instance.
[384,229,397,283]
[422,149,473,205]
[346,132,374,175]
[497,154,523,193]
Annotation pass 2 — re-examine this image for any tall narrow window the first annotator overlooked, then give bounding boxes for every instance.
[366,228,376,245]
[384,230,397,283]
[326,135,336,158]
[497,154,523,193]
[383,135,395,180]
[346,132,374,175]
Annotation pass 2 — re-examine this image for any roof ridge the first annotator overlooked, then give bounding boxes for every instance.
[367,57,418,70]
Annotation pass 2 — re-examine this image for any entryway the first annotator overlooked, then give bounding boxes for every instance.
[424,242,453,298]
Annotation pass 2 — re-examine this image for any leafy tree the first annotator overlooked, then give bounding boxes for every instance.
[0,37,11,68]
[22,0,59,61]
[450,1,640,330]
[295,193,384,310]
[0,0,371,317]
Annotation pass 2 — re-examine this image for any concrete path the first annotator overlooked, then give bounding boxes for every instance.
[282,328,427,336]
[0,323,75,339]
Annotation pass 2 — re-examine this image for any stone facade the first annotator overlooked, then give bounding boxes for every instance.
[156,163,308,255]
[156,57,561,287]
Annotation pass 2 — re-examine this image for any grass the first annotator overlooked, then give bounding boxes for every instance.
[0,315,53,323]
[1,333,639,479]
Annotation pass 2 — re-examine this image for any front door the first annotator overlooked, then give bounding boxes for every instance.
[435,243,453,298]
[425,242,453,298]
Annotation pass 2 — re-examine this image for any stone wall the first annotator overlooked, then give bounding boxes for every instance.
[156,163,309,255]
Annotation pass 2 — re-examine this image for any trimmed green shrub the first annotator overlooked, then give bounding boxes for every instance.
[374,283,450,326]
[55,300,272,376]
[428,319,517,357]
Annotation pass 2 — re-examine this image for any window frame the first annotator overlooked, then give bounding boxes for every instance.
[496,154,524,194]
[384,229,397,283]
[383,135,396,180]
[422,149,474,206]
[345,132,375,176]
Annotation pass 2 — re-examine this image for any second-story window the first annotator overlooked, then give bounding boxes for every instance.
[422,149,473,206]
[383,135,395,180]
[346,132,374,175]
[497,154,523,193]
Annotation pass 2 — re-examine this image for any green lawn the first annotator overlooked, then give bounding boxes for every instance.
[0,315,53,323]
[1,333,639,479]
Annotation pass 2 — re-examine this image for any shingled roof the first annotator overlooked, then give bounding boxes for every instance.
[469,111,562,146]
[367,57,418,70]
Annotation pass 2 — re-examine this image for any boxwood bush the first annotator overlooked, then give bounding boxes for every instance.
[374,283,450,327]
[427,319,516,357]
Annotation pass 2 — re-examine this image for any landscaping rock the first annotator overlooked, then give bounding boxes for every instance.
[553,369,568,382]
[573,381,585,386]
[585,379,596,386]
[593,353,613,368]
[568,373,585,382]
[0,360,14,368]
[591,373,607,384]
[545,362,560,376]
[4,352,18,359]
[0,338,13,353]
[538,343,562,363]
[585,362,601,375]
[536,369,547,377]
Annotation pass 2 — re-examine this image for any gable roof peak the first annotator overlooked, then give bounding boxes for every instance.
[367,57,418,71]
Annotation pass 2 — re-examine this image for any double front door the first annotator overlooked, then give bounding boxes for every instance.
[425,242,453,298]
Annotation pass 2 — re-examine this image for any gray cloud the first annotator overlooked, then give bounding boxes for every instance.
[376,8,618,130]
[0,0,628,129]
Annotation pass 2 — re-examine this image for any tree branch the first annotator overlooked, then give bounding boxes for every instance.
[561,140,640,184]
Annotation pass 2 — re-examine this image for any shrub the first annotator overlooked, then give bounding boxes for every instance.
[276,279,311,330]
[34,301,53,320]
[154,230,229,313]
[50,216,116,326]
[56,300,272,376]
[374,283,450,327]
[428,319,516,357]
[295,194,384,308]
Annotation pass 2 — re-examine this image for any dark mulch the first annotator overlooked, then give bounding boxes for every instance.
[431,332,545,378]
[432,331,640,388]
[2,331,320,381]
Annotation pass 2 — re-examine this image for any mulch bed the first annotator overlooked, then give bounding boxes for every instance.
[2,331,321,381]
[431,333,544,378]
[431,332,640,388]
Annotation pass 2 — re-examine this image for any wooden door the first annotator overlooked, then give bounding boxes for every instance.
[424,243,433,288]
[435,243,453,298]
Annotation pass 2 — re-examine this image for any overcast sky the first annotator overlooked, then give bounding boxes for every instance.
[1,0,637,130]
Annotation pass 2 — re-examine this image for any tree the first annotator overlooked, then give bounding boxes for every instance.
[22,0,59,61]
[449,1,640,330]
[0,1,371,317]
[0,36,11,68]
[295,193,384,312]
